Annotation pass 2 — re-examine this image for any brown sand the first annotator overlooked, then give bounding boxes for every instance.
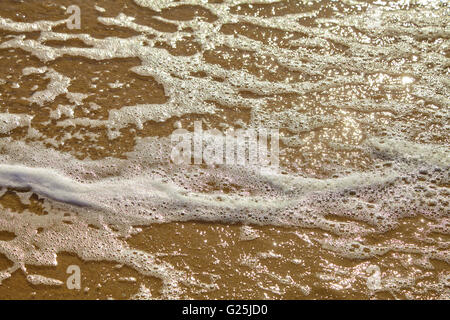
[0,0,448,300]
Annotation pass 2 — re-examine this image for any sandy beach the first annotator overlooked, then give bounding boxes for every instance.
[0,0,448,300]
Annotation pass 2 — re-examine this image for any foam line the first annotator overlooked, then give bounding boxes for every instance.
[0,165,93,207]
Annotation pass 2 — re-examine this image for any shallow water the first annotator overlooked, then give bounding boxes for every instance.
[0,0,448,299]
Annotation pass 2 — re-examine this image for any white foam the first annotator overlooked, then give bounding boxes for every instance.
[0,0,448,297]
[26,274,64,286]
[0,113,33,134]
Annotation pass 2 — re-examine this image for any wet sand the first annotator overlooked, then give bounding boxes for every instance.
[0,186,448,299]
[0,219,448,300]
[0,0,448,299]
